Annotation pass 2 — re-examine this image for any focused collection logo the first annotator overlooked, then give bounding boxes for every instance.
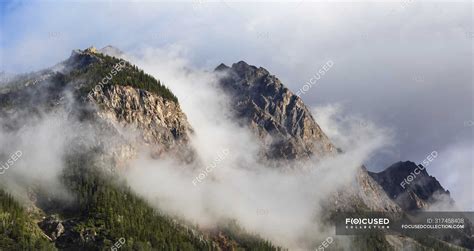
[345,217,390,229]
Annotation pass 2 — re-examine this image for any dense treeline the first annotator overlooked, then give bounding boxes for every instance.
[0,149,281,251]
[72,52,178,103]
[57,151,214,250]
[217,220,283,251]
[0,189,55,250]
[53,150,280,250]
[0,62,280,250]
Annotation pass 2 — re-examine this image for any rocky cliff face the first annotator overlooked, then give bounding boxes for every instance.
[1,47,466,250]
[330,166,402,212]
[0,47,211,249]
[215,61,401,213]
[369,161,454,211]
[215,61,336,161]
[88,84,193,161]
[0,47,193,166]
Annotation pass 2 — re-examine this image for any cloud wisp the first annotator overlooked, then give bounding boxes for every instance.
[121,48,394,249]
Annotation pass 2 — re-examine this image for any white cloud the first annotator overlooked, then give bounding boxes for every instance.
[429,141,474,211]
[122,48,394,249]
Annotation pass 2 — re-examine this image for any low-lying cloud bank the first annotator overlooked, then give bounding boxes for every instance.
[0,107,87,204]
[122,48,394,249]
[429,141,474,211]
[0,46,470,249]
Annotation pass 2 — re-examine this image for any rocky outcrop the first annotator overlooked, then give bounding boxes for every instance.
[330,166,401,212]
[215,61,402,213]
[88,84,194,160]
[369,161,454,211]
[215,61,336,161]
[38,215,65,241]
[3,46,467,250]
[0,47,194,164]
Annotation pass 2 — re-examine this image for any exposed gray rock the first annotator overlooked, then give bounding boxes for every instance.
[216,61,401,213]
[38,215,65,241]
[0,47,195,166]
[369,161,454,211]
[215,61,336,161]
[2,46,466,250]
[88,84,194,161]
[330,165,402,212]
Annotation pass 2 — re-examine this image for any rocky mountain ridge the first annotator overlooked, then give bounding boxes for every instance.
[213,60,468,250]
[1,47,190,162]
[0,46,466,250]
[369,161,454,211]
[215,61,336,161]
[88,84,194,161]
[214,61,403,212]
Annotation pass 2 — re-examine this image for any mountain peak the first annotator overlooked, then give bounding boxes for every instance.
[232,60,251,68]
[70,46,98,57]
[215,61,336,160]
[231,61,269,77]
[69,46,124,60]
[215,63,229,71]
[383,161,429,177]
[369,161,453,211]
[85,46,98,53]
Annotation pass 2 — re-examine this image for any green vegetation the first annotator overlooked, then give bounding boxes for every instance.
[0,53,178,117]
[217,220,283,251]
[55,150,214,250]
[71,52,178,103]
[0,189,55,250]
[351,233,394,251]
[0,149,282,250]
[35,149,279,250]
[412,236,467,251]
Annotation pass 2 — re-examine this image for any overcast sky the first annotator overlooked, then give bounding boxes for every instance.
[1,0,472,208]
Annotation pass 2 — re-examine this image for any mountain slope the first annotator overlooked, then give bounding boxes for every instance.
[0,46,468,250]
[0,47,281,250]
[213,61,471,250]
[215,61,400,212]
[215,61,336,161]
[0,190,55,250]
[369,161,454,211]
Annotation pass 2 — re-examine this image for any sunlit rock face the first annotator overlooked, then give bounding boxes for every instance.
[216,61,336,161]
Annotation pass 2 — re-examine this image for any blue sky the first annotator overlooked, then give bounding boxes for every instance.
[1,0,473,208]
